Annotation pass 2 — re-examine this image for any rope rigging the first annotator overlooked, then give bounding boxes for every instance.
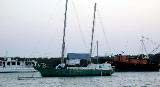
[140,36,160,54]
[71,0,88,49]
[97,8,112,55]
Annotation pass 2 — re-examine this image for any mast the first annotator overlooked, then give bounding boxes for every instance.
[90,3,97,61]
[5,50,8,58]
[140,36,149,58]
[96,40,99,64]
[61,0,68,63]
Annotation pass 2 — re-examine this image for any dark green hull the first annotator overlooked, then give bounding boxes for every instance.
[35,67,114,77]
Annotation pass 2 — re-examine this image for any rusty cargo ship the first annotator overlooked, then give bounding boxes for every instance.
[112,53,160,71]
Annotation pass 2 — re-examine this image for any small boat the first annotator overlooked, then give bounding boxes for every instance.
[0,57,37,73]
[35,0,114,77]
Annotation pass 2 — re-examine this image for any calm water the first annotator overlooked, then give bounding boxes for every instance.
[0,72,160,87]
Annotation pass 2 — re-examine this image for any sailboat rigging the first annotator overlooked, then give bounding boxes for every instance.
[34,1,114,77]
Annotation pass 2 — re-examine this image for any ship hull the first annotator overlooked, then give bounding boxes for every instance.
[35,67,114,77]
[113,55,160,72]
[113,62,160,72]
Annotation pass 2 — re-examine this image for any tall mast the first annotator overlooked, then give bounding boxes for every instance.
[90,3,97,60]
[61,0,68,63]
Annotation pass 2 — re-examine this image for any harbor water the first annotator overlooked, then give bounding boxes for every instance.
[0,72,160,87]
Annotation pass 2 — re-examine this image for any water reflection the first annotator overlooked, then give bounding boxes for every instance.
[0,72,160,87]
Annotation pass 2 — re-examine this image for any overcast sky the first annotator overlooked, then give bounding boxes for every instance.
[0,0,160,57]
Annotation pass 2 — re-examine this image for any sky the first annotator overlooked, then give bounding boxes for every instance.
[0,0,160,57]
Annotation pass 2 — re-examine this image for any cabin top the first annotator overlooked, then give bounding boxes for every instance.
[67,53,90,59]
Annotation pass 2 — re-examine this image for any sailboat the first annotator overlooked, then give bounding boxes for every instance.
[34,0,114,77]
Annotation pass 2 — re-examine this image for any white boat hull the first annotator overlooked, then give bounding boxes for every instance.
[0,67,37,73]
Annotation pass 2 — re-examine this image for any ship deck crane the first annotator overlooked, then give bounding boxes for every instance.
[141,36,160,54]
